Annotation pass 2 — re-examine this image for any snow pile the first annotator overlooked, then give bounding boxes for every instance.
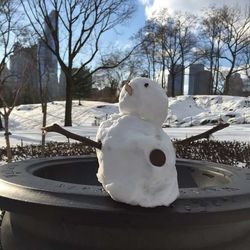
[1,93,250,148]
[168,96,205,125]
[166,95,250,127]
[7,101,118,130]
[96,78,179,207]
[3,94,249,131]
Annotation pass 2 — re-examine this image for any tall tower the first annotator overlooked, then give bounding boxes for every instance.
[188,64,204,95]
[188,64,212,95]
[9,43,39,104]
[228,73,243,96]
[167,64,184,97]
[38,10,58,100]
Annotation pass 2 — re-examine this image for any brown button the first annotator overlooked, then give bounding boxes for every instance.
[149,149,166,167]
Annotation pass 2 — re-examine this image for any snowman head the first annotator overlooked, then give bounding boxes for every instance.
[119,77,168,126]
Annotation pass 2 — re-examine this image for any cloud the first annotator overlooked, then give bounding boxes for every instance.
[139,0,168,18]
[140,0,250,18]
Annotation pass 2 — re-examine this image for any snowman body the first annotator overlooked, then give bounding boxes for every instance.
[96,77,179,207]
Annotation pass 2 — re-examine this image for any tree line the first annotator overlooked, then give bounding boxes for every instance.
[134,6,250,96]
[94,4,250,97]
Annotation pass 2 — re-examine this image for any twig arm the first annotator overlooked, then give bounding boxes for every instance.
[174,123,230,146]
[42,124,102,150]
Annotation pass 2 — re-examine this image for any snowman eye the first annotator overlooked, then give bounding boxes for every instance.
[144,83,149,88]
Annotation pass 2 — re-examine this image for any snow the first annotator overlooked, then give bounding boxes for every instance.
[0,95,250,147]
[8,101,119,130]
[96,78,179,207]
[168,95,204,122]
[119,78,168,126]
[167,95,250,126]
[96,114,179,207]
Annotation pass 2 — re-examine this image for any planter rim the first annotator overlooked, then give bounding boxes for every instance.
[0,156,250,215]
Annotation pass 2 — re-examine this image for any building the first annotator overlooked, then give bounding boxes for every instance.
[7,10,61,104]
[9,43,39,104]
[0,63,13,104]
[0,62,10,84]
[193,70,212,95]
[242,78,250,96]
[228,73,244,96]
[188,64,203,95]
[188,64,212,95]
[38,10,59,101]
[167,64,184,97]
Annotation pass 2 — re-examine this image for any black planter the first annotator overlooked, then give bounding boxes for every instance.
[0,156,250,250]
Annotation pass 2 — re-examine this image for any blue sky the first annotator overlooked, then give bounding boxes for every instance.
[103,2,146,50]
[110,0,250,48]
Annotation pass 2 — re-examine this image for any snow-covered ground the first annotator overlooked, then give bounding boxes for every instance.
[0,95,250,148]
[168,95,250,126]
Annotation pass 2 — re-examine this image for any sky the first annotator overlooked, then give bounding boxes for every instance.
[138,0,250,17]
[112,0,250,47]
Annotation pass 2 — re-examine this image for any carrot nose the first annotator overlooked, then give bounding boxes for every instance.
[125,82,133,96]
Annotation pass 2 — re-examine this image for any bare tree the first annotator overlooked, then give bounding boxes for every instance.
[0,0,30,162]
[135,9,200,95]
[0,85,21,162]
[37,41,49,157]
[21,0,137,126]
[154,9,199,95]
[200,6,225,94]
[200,5,250,94]
[135,20,159,80]
[243,42,250,81]
[218,5,250,94]
[95,49,143,91]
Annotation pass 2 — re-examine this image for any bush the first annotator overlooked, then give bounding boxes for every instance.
[0,142,95,162]
[175,140,250,166]
[0,140,249,167]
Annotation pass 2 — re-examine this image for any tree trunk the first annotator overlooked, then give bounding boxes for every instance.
[224,65,235,94]
[152,44,156,80]
[181,63,185,95]
[209,38,215,95]
[161,42,166,89]
[223,57,236,95]
[214,64,219,94]
[171,73,176,97]
[223,75,230,95]
[208,56,214,95]
[0,115,4,131]
[161,60,166,89]
[41,102,47,157]
[64,76,73,126]
[3,115,12,163]
[78,98,82,106]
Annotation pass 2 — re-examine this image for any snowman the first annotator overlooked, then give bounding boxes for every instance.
[96,77,179,207]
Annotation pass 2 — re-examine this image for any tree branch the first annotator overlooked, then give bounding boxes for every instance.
[42,123,102,149]
[174,123,230,146]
